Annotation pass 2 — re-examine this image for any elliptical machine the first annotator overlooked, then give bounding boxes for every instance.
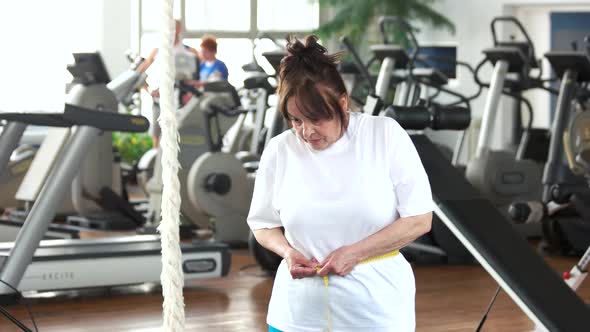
[535,43,590,255]
[465,17,554,237]
[186,50,287,246]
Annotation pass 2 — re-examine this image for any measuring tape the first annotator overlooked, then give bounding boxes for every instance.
[317,250,400,332]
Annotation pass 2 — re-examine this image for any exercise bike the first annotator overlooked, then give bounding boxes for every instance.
[512,42,590,255]
[140,48,283,245]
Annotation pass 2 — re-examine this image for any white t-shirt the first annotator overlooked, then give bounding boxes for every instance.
[247,112,433,332]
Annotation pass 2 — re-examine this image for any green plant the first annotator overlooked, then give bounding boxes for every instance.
[315,0,455,49]
[112,132,153,164]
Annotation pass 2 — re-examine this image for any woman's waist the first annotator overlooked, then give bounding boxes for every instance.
[276,253,408,288]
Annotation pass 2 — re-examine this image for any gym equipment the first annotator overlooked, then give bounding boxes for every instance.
[415,133,590,331]
[0,124,83,241]
[342,17,478,164]
[0,53,150,242]
[0,51,145,217]
[564,110,590,177]
[0,104,229,295]
[0,70,230,296]
[182,51,287,244]
[0,141,36,210]
[536,50,590,254]
[142,78,276,244]
[140,41,288,245]
[465,17,554,237]
[527,245,590,331]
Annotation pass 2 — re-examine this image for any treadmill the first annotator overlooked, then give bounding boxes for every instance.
[0,56,230,296]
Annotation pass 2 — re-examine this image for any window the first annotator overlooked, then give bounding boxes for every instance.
[137,0,319,115]
[257,0,319,31]
[141,1,181,31]
[185,0,250,31]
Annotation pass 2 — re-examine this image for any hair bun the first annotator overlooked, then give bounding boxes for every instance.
[286,35,329,61]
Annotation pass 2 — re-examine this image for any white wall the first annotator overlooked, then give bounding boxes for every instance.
[0,0,133,112]
[0,0,101,111]
[417,0,590,163]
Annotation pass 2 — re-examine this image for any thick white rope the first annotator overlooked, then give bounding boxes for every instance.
[157,0,185,331]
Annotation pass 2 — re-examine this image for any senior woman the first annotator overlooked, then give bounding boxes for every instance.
[247,35,433,332]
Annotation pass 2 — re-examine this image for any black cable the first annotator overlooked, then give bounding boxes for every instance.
[428,87,442,102]
[502,90,534,131]
[475,285,501,332]
[536,84,560,96]
[0,306,33,332]
[534,58,543,80]
[340,36,375,94]
[0,279,38,332]
[473,58,491,89]
[414,77,471,109]
[455,60,485,102]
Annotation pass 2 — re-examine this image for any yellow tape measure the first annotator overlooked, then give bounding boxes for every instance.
[316,250,399,332]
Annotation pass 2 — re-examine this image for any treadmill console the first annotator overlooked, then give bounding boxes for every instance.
[67,52,111,85]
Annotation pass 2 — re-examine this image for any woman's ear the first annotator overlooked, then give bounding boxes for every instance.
[340,94,348,112]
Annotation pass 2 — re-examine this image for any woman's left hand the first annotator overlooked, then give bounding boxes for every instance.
[317,245,360,277]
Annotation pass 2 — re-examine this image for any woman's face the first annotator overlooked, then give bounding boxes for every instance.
[286,96,348,151]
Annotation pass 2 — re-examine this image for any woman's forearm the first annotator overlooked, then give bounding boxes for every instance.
[253,228,292,258]
[350,212,432,262]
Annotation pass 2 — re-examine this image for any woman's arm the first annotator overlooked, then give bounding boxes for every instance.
[136,48,158,74]
[317,212,432,276]
[253,228,318,279]
[252,228,291,258]
[352,212,432,262]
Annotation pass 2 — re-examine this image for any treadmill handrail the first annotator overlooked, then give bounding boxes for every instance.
[0,104,149,133]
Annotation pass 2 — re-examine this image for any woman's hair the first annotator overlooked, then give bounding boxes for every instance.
[201,35,218,53]
[277,35,349,131]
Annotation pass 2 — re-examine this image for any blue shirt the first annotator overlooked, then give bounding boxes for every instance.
[200,60,229,80]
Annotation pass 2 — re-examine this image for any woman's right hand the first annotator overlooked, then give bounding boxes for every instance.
[284,248,318,279]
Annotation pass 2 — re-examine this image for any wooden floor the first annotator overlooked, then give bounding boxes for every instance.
[0,249,588,332]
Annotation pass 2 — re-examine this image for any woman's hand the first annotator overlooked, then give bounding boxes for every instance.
[284,248,318,279]
[317,245,359,277]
